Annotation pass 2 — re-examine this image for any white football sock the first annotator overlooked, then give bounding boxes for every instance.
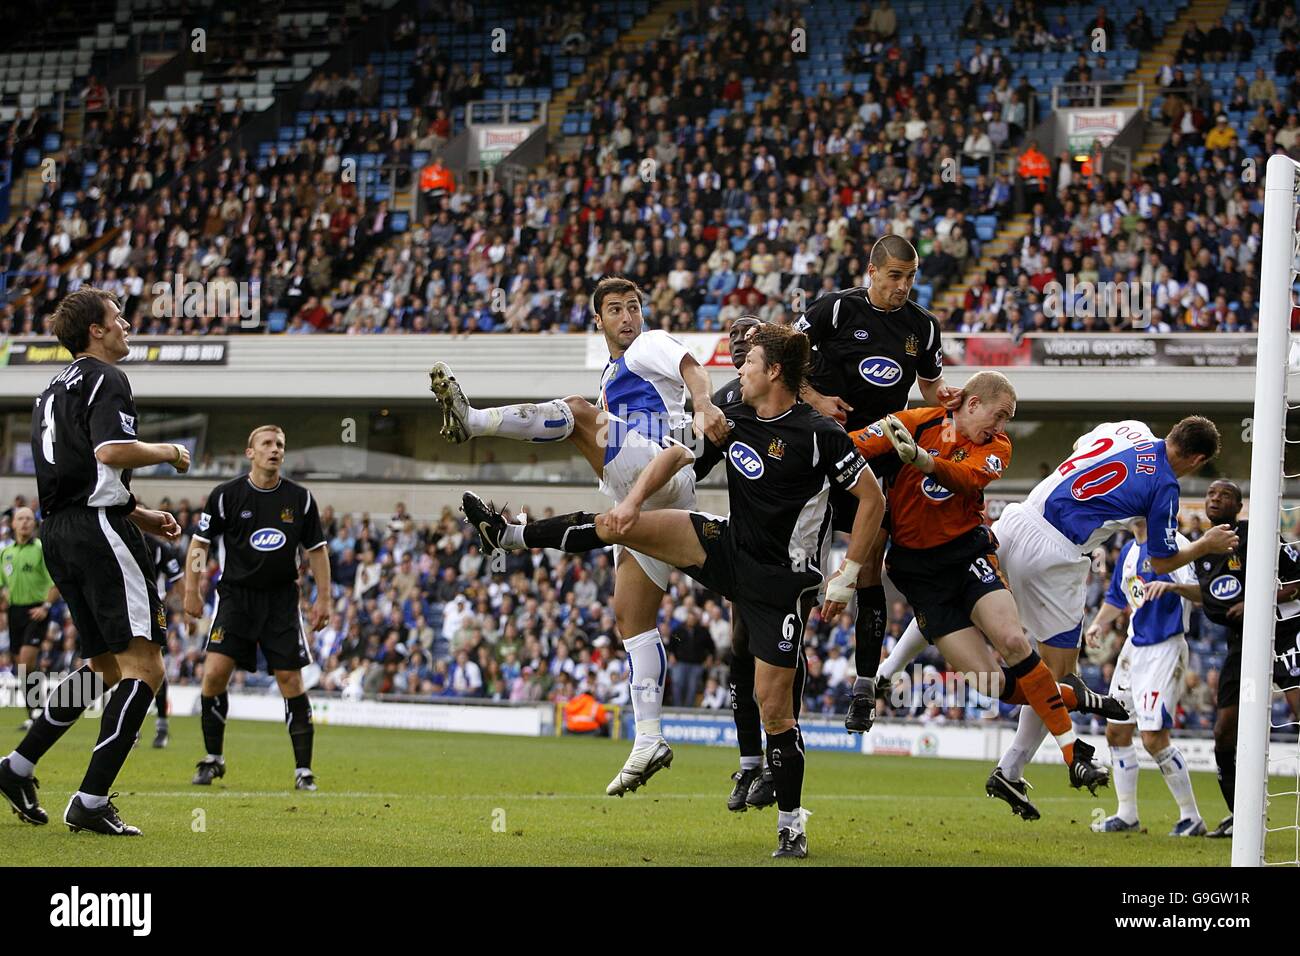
[623,629,665,744]
[501,524,526,550]
[739,755,762,771]
[6,751,35,778]
[1112,743,1140,823]
[1154,745,1200,821]
[878,619,928,680]
[778,807,809,833]
[77,791,109,809]
[997,706,1051,781]
[470,400,574,442]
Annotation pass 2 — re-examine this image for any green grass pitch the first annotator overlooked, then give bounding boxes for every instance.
[0,715,1279,865]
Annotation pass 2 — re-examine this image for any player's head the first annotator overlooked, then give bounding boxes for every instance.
[50,287,128,361]
[591,275,644,353]
[740,324,808,405]
[728,315,763,369]
[1204,478,1243,524]
[1165,416,1220,477]
[866,235,919,310]
[954,371,1016,444]
[11,506,35,542]
[246,425,286,475]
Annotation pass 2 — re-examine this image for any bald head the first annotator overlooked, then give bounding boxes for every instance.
[11,507,35,542]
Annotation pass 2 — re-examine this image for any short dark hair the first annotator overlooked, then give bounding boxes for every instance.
[1167,415,1220,461]
[50,287,119,354]
[591,275,643,317]
[869,234,919,269]
[750,325,809,396]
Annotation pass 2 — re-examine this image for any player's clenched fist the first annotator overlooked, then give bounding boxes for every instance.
[693,401,730,445]
[1201,524,1239,554]
[603,499,641,536]
[183,590,203,620]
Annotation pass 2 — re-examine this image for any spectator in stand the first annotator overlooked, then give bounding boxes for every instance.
[669,608,714,708]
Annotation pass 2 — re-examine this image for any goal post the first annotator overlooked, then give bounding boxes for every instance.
[1234,154,1300,867]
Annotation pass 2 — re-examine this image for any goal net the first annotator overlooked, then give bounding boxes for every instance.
[1235,154,1300,867]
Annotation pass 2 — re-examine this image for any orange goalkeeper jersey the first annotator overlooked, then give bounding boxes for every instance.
[849,406,1012,551]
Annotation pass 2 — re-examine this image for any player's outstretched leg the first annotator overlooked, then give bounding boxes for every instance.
[430,362,575,445]
[65,639,162,836]
[2,663,108,826]
[153,680,169,748]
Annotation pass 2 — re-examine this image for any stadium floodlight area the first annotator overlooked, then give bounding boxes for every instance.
[1236,154,1300,867]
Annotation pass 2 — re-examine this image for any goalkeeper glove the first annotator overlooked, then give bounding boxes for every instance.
[882,414,932,469]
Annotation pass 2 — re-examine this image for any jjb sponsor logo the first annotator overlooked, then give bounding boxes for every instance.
[727,442,765,480]
[920,476,953,501]
[1209,575,1242,601]
[858,356,903,387]
[50,886,151,936]
[250,528,287,551]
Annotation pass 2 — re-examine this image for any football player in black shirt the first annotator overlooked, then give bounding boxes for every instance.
[1187,479,1300,838]
[465,325,886,858]
[184,425,332,791]
[701,316,775,812]
[0,288,190,835]
[793,235,962,733]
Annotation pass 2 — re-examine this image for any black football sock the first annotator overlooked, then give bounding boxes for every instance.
[155,680,168,721]
[78,679,154,796]
[200,692,229,757]
[285,693,314,770]
[14,665,100,768]
[1215,744,1236,812]
[729,649,762,766]
[852,585,887,687]
[522,511,602,552]
[766,725,806,813]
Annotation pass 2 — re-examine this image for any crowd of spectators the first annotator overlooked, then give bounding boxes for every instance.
[3,0,1296,340]
[2,491,1280,735]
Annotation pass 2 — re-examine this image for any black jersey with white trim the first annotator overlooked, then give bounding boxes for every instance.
[1194,519,1300,644]
[193,475,326,589]
[692,401,869,571]
[31,356,140,515]
[793,287,944,433]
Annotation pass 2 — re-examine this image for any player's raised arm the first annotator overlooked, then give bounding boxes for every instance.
[678,352,729,445]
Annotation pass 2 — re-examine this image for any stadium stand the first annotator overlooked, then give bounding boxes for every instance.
[2,0,1294,338]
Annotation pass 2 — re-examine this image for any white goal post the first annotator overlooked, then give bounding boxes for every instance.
[1234,154,1300,867]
